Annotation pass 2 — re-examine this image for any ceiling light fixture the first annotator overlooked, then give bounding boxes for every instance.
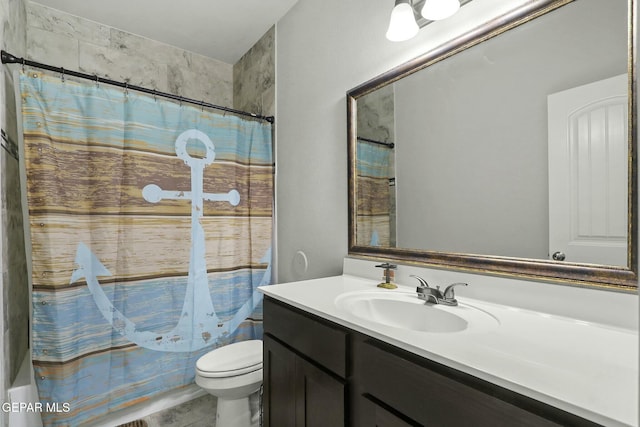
[386,0,420,42]
[386,0,468,42]
[421,0,460,21]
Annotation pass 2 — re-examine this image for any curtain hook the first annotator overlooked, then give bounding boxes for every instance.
[94,74,99,88]
[21,58,25,73]
[60,68,65,83]
[124,82,129,97]
[153,89,157,102]
[201,100,205,112]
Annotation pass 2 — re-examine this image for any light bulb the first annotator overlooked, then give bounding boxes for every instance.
[386,0,419,42]
[421,0,460,21]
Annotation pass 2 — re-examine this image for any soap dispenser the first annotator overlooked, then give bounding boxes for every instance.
[375,263,398,289]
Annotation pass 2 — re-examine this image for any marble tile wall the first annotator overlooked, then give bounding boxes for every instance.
[233,26,275,118]
[357,84,395,144]
[1,1,29,426]
[26,2,233,106]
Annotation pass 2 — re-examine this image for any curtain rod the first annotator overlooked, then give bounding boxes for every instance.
[357,136,395,148]
[1,50,275,124]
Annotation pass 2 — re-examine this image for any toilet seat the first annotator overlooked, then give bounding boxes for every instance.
[196,363,262,378]
[196,340,263,378]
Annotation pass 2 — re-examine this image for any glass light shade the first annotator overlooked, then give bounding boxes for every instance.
[386,0,419,42]
[421,0,460,21]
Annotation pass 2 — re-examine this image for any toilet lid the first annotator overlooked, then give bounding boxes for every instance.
[196,340,262,377]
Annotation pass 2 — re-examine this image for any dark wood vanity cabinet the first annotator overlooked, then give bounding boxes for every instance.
[263,297,347,427]
[263,297,600,427]
[263,335,345,426]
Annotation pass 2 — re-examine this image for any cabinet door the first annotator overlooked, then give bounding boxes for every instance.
[264,335,346,427]
[263,335,296,427]
[295,355,345,427]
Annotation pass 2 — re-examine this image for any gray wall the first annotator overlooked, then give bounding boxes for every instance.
[394,0,628,258]
[275,0,538,283]
[1,0,28,424]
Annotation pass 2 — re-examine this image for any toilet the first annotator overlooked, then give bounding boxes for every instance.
[195,340,263,427]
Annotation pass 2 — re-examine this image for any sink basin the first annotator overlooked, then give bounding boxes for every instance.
[334,290,499,333]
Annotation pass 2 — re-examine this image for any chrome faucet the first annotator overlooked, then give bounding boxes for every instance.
[410,275,468,306]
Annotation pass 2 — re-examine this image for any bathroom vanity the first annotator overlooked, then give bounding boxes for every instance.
[259,275,638,427]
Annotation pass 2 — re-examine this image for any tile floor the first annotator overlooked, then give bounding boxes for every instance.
[138,391,261,427]
[141,394,217,427]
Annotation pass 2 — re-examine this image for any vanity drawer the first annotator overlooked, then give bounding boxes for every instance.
[352,337,597,427]
[357,394,416,427]
[263,297,348,378]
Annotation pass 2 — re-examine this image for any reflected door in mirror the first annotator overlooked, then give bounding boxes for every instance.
[548,74,628,266]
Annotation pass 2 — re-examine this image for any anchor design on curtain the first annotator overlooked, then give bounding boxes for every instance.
[70,129,268,352]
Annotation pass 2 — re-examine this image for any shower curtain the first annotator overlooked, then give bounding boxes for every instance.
[356,140,394,247]
[19,71,273,426]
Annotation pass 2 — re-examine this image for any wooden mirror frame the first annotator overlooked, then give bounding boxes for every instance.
[347,0,638,290]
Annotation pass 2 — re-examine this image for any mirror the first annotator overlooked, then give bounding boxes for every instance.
[348,0,637,289]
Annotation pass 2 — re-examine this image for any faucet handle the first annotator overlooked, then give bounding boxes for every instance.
[410,275,430,288]
[443,282,468,300]
[376,263,398,287]
[375,263,397,270]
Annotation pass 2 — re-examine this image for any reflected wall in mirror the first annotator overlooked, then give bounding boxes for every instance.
[356,84,396,247]
[348,0,637,289]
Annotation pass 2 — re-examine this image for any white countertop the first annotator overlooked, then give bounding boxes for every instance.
[259,274,639,427]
